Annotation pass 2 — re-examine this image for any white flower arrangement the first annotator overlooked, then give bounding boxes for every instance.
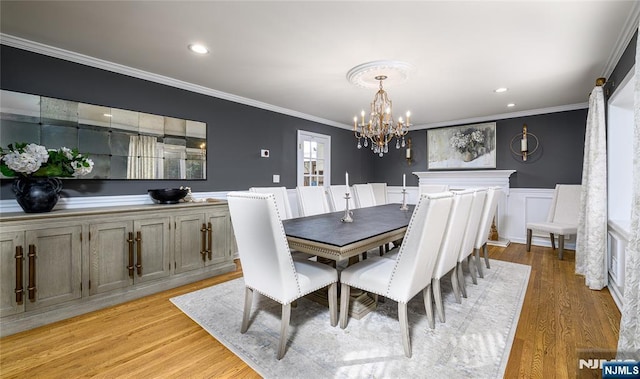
[449,129,486,154]
[1,143,94,178]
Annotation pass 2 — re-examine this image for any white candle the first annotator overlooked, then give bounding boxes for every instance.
[403,174,406,189]
[521,138,527,152]
[406,148,411,159]
[345,172,349,187]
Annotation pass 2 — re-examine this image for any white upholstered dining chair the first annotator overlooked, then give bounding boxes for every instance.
[296,186,331,216]
[352,183,377,208]
[431,190,474,323]
[250,186,314,261]
[249,186,293,219]
[457,189,487,298]
[327,185,356,211]
[473,186,500,277]
[339,192,453,357]
[526,184,581,260]
[369,183,388,205]
[227,192,338,360]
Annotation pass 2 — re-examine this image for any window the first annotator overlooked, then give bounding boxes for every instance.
[297,130,330,187]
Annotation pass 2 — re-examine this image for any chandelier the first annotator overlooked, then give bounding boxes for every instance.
[352,75,411,157]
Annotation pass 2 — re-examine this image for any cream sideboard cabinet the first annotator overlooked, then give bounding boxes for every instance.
[0,201,236,336]
[173,206,231,274]
[0,224,82,317]
[88,216,171,295]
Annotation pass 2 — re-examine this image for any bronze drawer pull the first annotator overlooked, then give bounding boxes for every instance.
[135,231,142,276]
[207,222,213,260]
[15,245,24,304]
[127,232,135,277]
[200,223,207,261]
[27,244,36,301]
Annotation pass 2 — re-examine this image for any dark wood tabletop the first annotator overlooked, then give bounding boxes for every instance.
[283,203,414,248]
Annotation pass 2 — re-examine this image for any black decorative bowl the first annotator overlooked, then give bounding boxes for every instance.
[148,188,188,204]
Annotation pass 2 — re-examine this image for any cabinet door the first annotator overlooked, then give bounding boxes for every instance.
[174,214,206,274]
[206,210,230,266]
[89,221,133,295]
[24,226,82,311]
[134,217,171,283]
[0,231,25,317]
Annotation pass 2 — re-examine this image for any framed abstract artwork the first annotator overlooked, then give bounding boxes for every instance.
[427,122,497,170]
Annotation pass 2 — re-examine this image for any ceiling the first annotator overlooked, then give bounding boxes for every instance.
[1,1,638,130]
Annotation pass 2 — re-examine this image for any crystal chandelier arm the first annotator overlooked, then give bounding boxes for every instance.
[351,74,412,157]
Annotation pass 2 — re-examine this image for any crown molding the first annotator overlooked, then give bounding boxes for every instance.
[410,102,589,131]
[601,1,640,77]
[0,33,345,130]
[0,33,606,132]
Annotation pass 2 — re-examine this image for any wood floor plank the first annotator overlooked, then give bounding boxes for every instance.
[1,244,621,378]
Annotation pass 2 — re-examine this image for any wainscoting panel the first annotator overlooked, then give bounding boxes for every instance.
[500,188,570,247]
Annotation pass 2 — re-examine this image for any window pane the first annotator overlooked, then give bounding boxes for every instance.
[317,143,324,159]
[310,142,317,159]
[316,160,324,176]
[303,141,311,157]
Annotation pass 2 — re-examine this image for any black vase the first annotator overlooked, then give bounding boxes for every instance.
[12,177,63,213]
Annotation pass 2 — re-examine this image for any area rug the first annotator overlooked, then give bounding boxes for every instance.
[170,259,530,379]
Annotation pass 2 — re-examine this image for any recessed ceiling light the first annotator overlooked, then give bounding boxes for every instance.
[188,44,209,54]
[507,103,516,107]
[494,87,508,93]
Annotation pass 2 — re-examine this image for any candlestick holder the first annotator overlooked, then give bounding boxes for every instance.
[400,189,409,211]
[341,193,354,223]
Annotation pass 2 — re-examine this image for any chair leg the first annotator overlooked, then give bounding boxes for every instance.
[558,235,565,260]
[526,229,532,251]
[451,268,461,304]
[339,283,350,329]
[241,287,253,333]
[483,243,490,269]
[475,247,484,278]
[398,302,411,358]
[468,256,478,285]
[457,262,467,298]
[423,285,435,329]
[550,233,556,250]
[277,303,291,360]
[328,282,338,327]
[432,278,445,323]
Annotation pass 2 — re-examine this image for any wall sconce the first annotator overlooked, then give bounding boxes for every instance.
[510,124,539,161]
[405,137,412,165]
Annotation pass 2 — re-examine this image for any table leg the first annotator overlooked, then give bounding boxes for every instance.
[305,253,377,320]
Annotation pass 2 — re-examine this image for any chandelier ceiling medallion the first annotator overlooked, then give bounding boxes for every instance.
[348,60,413,157]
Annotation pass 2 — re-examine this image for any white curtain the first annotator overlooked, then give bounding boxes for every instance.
[127,135,157,179]
[617,23,640,359]
[575,85,608,290]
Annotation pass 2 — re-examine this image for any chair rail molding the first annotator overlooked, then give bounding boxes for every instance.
[413,170,516,246]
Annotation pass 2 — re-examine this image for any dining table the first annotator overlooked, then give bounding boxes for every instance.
[282,203,415,319]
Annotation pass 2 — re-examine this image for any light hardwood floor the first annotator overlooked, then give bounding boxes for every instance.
[0,243,621,378]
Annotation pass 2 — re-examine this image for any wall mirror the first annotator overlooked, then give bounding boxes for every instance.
[0,90,207,180]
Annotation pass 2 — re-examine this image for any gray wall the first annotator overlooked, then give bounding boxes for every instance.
[1,43,597,198]
[605,30,637,100]
[0,45,369,198]
[370,111,588,189]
